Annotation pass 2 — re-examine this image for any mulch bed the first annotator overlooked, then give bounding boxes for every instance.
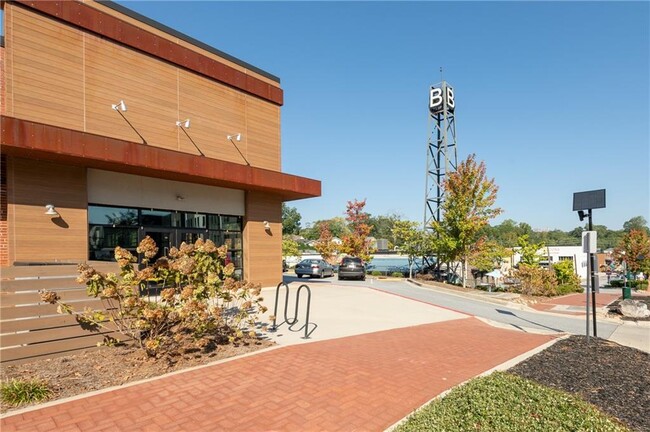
[509,335,650,432]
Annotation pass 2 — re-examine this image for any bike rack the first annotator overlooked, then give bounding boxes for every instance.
[269,282,314,339]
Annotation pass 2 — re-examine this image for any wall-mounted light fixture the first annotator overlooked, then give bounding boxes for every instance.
[45,204,59,217]
[176,194,185,201]
[176,118,205,156]
[263,221,271,230]
[110,99,148,145]
[111,100,127,112]
[227,133,250,165]
[176,119,190,128]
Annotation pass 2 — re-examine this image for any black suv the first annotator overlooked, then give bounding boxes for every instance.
[338,257,366,281]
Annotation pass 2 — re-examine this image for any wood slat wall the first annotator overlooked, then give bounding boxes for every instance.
[0,266,124,365]
[243,191,282,287]
[4,3,282,171]
[7,158,88,263]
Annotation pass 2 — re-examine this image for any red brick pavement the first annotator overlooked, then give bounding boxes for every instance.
[531,293,620,315]
[1,317,555,431]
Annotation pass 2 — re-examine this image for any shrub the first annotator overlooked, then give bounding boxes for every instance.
[553,260,581,292]
[41,237,266,358]
[1,379,51,407]
[610,279,624,288]
[390,272,403,278]
[556,284,581,295]
[371,270,382,276]
[509,264,558,297]
[416,273,434,281]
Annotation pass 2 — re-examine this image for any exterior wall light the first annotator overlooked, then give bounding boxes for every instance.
[45,204,59,216]
[263,221,271,230]
[111,100,127,112]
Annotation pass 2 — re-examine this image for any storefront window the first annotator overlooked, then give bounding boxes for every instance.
[88,206,138,226]
[88,205,244,277]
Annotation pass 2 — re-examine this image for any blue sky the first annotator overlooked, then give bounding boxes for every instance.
[117,1,649,231]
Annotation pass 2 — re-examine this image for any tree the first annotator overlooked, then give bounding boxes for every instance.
[282,204,302,236]
[517,234,545,266]
[282,236,300,258]
[392,220,435,278]
[469,239,511,273]
[340,199,374,262]
[623,216,649,234]
[430,154,502,287]
[368,213,401,243]
[614,229,650,275]
[313,222,338,264]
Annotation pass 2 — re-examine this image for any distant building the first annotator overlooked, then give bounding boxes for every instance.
[511,246,589,281]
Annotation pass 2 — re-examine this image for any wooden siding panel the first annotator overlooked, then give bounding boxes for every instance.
[178,70,247,163]
[9,158,87,263]
[244,191,282,287]
[9,6,84,130]
[246,97,281,171]
[84,33,179,148]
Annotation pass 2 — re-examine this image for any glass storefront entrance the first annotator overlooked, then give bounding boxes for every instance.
[88,204,243,278]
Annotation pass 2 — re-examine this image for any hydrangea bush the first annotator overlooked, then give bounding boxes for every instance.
[41,237,267,357]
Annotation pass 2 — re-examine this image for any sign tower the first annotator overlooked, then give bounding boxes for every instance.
[424,74,458,268]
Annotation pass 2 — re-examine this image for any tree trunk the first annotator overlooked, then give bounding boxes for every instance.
[463,256,468,288]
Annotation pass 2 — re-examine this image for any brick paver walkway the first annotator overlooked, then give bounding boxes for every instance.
[531,293,620,315]
[2,317,555,431]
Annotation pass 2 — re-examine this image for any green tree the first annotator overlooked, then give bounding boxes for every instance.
[340,199,374,262]
[392,220,435,278]
[469,239,511,273]
[517,234,545,266]
[282,204,302,236]
[368,213,401,243]
[282,236,300,258]
[553,260,581,291]
[430,154,502,287]
[614,229,650,275]
[623,216,649,234]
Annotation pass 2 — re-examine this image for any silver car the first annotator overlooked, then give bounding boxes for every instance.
[294,259,334,278]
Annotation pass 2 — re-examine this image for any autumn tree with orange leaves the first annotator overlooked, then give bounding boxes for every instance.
[340,199,374,263]
[314,222,338,264]
[614,229,650,275]
[430,154,502,287]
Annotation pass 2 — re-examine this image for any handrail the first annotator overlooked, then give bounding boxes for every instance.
[270,282,314,339]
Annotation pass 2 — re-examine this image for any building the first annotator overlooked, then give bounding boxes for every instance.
[510,246,589,281]
[0,0,321,287]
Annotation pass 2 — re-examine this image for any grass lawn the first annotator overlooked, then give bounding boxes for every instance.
[395,372,631,432]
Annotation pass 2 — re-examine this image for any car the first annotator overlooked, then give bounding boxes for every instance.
[294,259,334,278]
[338,257,366,281]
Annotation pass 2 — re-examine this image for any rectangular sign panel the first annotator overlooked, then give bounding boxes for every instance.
[573,189,606,211]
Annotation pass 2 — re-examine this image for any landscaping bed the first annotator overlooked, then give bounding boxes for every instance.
[398,335,648,432]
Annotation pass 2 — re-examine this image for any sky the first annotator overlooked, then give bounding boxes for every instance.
[116,1,649,232]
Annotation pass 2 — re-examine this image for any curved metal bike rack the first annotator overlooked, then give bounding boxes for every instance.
[269,282,314,339]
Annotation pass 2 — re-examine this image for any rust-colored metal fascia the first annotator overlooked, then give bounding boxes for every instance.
[11,0,283,106]
[1,116,320,201]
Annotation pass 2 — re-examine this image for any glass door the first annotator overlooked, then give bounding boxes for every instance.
[141,229,175,261]
[177,230,206,247]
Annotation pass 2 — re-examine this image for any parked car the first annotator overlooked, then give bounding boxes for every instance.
[294,259,334,278]
[338,257,366,281]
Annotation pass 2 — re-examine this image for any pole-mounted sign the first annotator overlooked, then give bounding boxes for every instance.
[573,188,606,343]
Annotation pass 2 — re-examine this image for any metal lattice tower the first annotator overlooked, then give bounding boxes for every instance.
[423,80,457,268]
